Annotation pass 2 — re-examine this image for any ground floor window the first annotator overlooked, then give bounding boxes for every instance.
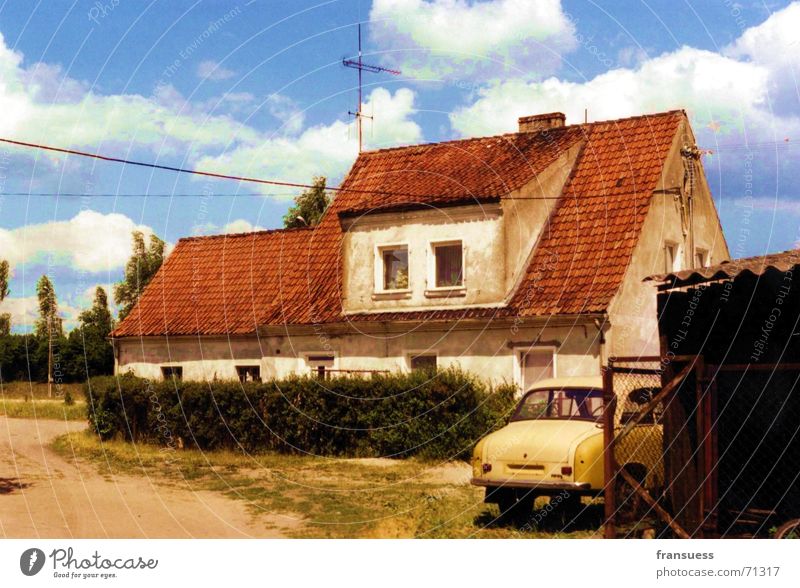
[409,353,437,371]
[236,365,261,383]
[161,366,183,381]
[518,348,554,391]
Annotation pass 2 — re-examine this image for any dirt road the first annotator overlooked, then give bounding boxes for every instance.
[0,417,298,538]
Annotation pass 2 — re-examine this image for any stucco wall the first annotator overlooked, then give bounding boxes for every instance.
[116,321,601,388]
[606,116,730,358]
[340,204,506,311]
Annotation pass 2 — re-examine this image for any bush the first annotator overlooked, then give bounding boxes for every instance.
[85,368,517,459]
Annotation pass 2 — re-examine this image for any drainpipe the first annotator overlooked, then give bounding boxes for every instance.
[593,316,608,373]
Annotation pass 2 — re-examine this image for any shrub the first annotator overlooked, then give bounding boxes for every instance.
[85,368,517,459]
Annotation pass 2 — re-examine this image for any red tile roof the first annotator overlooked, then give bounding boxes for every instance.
[112,110,684,337]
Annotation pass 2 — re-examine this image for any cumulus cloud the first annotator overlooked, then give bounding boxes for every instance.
[450,3,799,138]
[0,210,158,272]
[195,87,422,190]
[0,32,257,157]
[0,294,80,331]
[196,59,236,81]
[369,0,577,80]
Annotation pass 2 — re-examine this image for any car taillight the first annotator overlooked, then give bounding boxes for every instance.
[482,464,492,473]
[561,466,573,475]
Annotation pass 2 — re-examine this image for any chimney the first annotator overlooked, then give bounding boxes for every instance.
[518,112,566,133]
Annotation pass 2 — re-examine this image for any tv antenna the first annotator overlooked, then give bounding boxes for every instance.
[343,23,400,152]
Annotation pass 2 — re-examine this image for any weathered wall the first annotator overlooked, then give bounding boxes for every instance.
[116,321,601,388]
[606,115,730,359]
[340,204,506,311]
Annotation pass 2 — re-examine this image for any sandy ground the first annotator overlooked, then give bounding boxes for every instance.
[0,416,301,538]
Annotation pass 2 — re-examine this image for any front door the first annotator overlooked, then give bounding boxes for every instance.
[521,348,554,391]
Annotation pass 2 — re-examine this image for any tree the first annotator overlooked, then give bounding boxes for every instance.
[282,176,331,228]
[114,231,165,320]
[35,275,63,396]
[67,286,114,380]
[0,260,10,336]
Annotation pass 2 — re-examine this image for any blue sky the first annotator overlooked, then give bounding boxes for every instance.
[0,0,798,330]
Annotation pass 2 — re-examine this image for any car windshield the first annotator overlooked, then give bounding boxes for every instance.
[511,388,603,422]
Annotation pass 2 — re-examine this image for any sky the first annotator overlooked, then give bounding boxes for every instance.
[0,0,798,331]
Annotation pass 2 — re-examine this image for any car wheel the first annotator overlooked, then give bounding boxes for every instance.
[497,490,535,526]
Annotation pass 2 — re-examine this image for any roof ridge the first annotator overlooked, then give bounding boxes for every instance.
[358,109,685,156]
[177,225,312,243]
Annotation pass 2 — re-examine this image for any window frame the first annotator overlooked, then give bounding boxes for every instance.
[406,350,438,372]
[694,247,709,269]
[161,365,183,381]
[513,346,557,391]
[664,241,682,273]
[236,365,262,383]
[374,243,411,294]
[426,239,466,293]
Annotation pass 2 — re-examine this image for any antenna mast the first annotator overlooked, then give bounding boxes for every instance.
[343,23,400,152]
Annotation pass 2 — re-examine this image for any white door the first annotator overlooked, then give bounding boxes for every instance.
[520,349,554,391]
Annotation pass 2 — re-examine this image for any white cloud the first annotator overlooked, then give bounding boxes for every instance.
[265,94,306,135]
[196,59,236,81]
[0,210,158,273]
[0,295,80,331]
[0,32,257,156]
[369,0,576,80]
[223,219,265,234]
[450,2,800,138]
[195,87,422,190]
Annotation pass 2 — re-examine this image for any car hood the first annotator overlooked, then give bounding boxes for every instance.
[482,419,601,464]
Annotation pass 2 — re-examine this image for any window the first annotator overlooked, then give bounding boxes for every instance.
[161,366,183,381]
[665,242,681,273]
[306,354,335,378]
[433,242,463,288]
[381,246,409,290]
[409,353,437,371]
[511,388,604,422]
[236,365,261,383]
[694,248,709,268]
[519,348,554,391]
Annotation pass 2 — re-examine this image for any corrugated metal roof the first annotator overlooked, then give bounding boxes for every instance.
[647,249,800,290]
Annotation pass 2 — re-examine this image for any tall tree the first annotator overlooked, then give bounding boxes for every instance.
[0,260,10,336]
[282,176,331,228]
[35,275,62,396]
[67,286,115,380]
[114,231,165,320]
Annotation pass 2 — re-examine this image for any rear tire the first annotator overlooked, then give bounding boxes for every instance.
[497,490,536,526]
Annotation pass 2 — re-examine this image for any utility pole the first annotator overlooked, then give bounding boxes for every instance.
[343,23,400,152]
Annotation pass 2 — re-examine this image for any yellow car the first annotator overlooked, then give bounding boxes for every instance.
[471,376,663,519]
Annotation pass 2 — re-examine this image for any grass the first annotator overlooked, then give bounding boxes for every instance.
[0,382,86,421]
[51,430,604,539]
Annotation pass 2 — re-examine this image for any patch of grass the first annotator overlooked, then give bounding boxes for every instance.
[51,430,601,539]
[0,398,86,421]
[0,381,84,400]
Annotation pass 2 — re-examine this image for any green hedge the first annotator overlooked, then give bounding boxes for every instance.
[84,369,517,460]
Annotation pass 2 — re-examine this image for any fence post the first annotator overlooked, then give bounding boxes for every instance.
[603,363,617,539]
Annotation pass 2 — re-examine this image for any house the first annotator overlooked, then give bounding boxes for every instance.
[110,109,729,390]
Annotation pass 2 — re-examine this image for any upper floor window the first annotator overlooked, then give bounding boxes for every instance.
[664,241,681,273]
[694,248,709,268]
[380,246,409,291]
[432,241,463,288]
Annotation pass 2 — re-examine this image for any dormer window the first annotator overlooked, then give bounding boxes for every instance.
[433,241,463,288]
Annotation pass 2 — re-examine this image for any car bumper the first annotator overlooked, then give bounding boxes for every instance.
[471,477,592,492]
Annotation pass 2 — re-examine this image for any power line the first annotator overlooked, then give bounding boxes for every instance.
[0,192,294,198]
[0,136,564,200]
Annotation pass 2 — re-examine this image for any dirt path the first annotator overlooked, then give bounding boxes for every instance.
[0,417,300,538]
